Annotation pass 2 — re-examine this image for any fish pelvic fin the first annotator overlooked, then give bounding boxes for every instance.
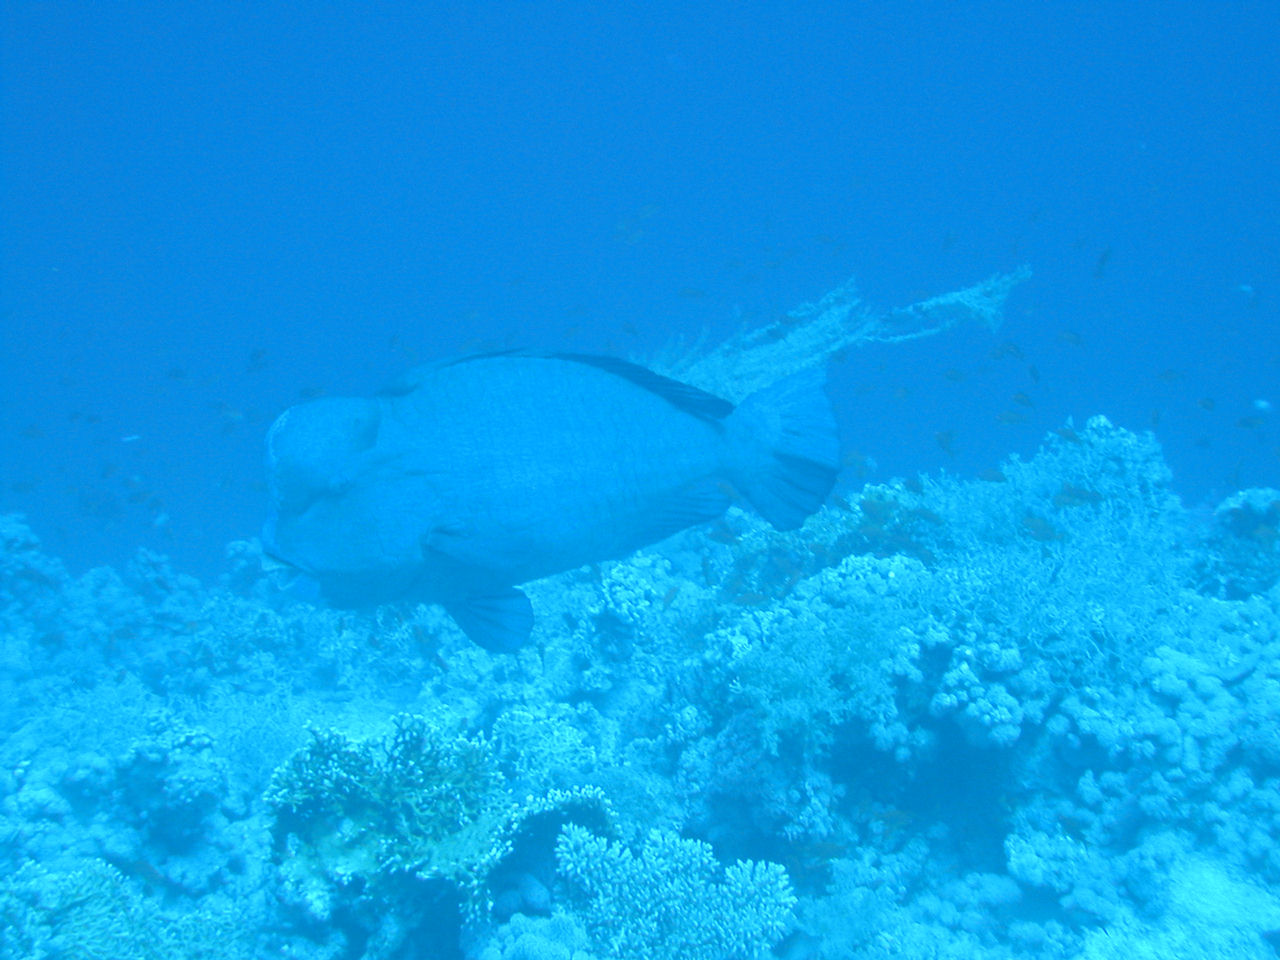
[445,587,533,653]
[726,365,840,531]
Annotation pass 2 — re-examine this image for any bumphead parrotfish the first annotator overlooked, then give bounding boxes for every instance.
[262,352,838,652]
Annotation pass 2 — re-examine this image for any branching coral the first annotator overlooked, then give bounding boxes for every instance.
[556,822,795,960]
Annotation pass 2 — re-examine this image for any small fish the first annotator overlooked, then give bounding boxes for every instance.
[1093,246,1112,279]
[706,523,740,546]
[1053,484,1103,508]
[1021,514,1062,541]
[991,342,1025,361]
[859,498,896,524]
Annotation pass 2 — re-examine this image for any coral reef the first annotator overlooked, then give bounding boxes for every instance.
[556,823,794,960]
[265,713,618,958]
[4,278,1280,959]
[0,858,248,960]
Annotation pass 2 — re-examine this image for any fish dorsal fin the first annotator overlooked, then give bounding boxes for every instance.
[385,350,734,423]
[381,350,528,397]
[550,352,734,423]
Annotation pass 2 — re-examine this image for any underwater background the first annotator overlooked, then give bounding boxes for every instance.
[2,3,1279,958]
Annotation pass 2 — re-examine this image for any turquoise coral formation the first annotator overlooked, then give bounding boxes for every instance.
[555,823,795,960]
[4,271,1280,958]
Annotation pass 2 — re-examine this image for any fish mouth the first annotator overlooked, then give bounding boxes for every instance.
[260,515,282,559]
[259,518,323,598]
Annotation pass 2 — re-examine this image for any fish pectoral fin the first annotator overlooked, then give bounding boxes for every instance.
[420,521,482,563]
[422,520,541,571]
[446,588,533,653]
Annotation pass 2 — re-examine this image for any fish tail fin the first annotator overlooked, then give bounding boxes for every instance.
[726,365,840,530]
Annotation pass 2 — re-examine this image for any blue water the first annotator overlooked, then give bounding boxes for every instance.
[2,4,1279,958]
